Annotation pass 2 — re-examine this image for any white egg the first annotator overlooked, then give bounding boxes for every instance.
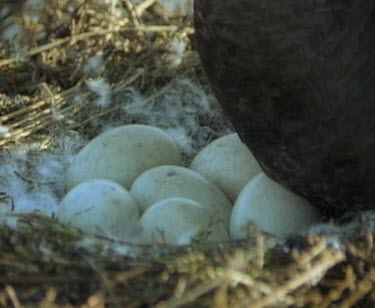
[190,133,261,202]
[57,179,141,241]
[139,197,229,245]
[230,173,321,240]
[65,125,181,191]
[130,165,232,228]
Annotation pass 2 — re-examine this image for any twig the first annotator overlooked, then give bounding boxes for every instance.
[0,64,145,146]
[295,239,328,267]
[247,250,346,308]
[0,275,89,284]
[72,105,121,128]
[156,278,223,308]
[0,86,78,122]
[0,25,177,68]
[343,277,375,307]
[121,0,141,27]
[224,269,273,294]
[5,285,21,308]
[135,0,157,15]
[113,68,145,93]
[82,255,120,308]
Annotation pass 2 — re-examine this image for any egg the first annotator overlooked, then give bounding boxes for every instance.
[190,133,261,202]
[56,179,141,241]
[65,125,181,191]
[230,173,321,240]
[130,165,233,228]
[139,197,229,245]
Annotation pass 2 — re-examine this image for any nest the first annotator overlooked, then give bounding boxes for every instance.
[0,1,374,306]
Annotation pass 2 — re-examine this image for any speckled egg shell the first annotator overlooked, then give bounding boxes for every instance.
[130,165,232,228]
[65,125,181,191]
[230,173,321,240]
[57,179,141,241]
[190,133,261,202]
[139,197,229,245]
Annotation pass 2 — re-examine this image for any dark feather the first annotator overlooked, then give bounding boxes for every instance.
[194,0,375,213]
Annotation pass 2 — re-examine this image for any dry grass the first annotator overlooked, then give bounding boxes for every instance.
[0,1,374,306]
[1,214,375,307]
[0,0,198,147]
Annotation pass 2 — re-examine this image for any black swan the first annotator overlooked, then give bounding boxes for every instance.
[194,0,375,214]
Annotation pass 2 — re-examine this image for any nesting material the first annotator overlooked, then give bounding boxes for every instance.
[0,1,372,306]
[0,199,16,227]
[130,165,233,228]
[65,125,182,191]
[230,173,321,240]
[139,197,229,245]
[57,179,141,241]
[190,133,262,202]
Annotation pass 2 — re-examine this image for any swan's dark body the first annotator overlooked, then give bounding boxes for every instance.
[194,1,375,214]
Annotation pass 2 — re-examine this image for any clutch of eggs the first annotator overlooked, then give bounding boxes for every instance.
[52,125,321,245]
